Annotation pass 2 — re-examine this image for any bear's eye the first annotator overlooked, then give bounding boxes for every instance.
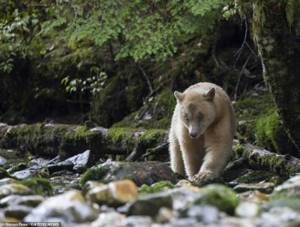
[184,113,189,121]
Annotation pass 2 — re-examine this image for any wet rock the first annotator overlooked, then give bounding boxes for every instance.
[158,218,201,227]
[123,216,152,227]
[25,190,97,224]
[156,207,175,223]
[119,191,173,217]
[0,178,17,186]
[91,212,125,227]
[217,217,256,227]
[0,195,44,208]
[234,182,275,193]
[86,180,138,206]
[48,150,92,173]
[235,202,261,218]
[66,150,91,172]
[186,205,220,224]
[0,183,31,199]
[28,157,53,169]
[264,198,300,212]
[4,205,33,219]
[12,169,36,179]
[80,160,177,186]
[0,156,7,166]
[272,175,300,198]
[257,207,300,227]
[50,172,80,194]
[8,162,27,174]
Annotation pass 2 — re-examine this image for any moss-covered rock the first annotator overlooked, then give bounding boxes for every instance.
[17,178,53,196]
[0,124,167,160]
[0,124,103,158]
[139,181,175,195]
[197,184,239,215]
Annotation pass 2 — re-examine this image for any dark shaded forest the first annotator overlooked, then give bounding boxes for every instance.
[1,0,300,226]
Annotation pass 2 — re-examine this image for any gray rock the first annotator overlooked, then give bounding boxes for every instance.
[0,183,31,199]
[91,212,125,227]
[65,150,91,172]
[12,169,35,179]
[273,175,300,197]
[0,195,44,208]
[4,205,33,219]
[257,207,300,227]
[235,202,261,218]
[0,156,7,166]
[119,191,173,217]
[123,216,152,227]
[48,150,92,173]
[0,178,17,186]
[86,180,138,206]
[164,218,203,227]
[80,160,177,186]
[25,190,97,224]
[187,205,220,224]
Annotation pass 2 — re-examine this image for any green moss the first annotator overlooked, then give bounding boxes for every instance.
[256,111,281,152]
[139,129,166,147]
[139,181,175,195]
[235,92,274,142]
[107,127,135,144]
[255,110,294,154]
[79,164,111,186]
[197,184,239,215]
[17,177,52,196]
[0,123,102,157]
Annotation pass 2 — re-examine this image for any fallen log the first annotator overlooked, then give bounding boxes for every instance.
[234,142,300,177]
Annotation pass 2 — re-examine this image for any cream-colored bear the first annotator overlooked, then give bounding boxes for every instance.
[169,82,235,184]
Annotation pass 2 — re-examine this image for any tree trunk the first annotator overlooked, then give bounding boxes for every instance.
[251,0,300,156]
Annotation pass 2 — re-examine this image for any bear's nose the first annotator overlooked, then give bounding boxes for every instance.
[189,132,197,138]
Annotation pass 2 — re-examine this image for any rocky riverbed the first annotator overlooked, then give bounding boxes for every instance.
[1,123,300,226]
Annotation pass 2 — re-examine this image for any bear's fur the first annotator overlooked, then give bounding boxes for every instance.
[169,82,235,184]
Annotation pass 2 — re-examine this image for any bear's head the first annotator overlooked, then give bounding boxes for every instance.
[174,87,216,139]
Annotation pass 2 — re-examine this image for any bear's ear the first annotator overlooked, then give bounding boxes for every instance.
[204,88,215,101]
[174,91,184,102]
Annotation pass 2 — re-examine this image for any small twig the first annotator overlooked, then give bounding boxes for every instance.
[234,18,248,66]
[234,54,251,101]
[138,64,154,95]
[142,142,169,159]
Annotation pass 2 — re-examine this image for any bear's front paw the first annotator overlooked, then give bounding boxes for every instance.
[190,171,216,186]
